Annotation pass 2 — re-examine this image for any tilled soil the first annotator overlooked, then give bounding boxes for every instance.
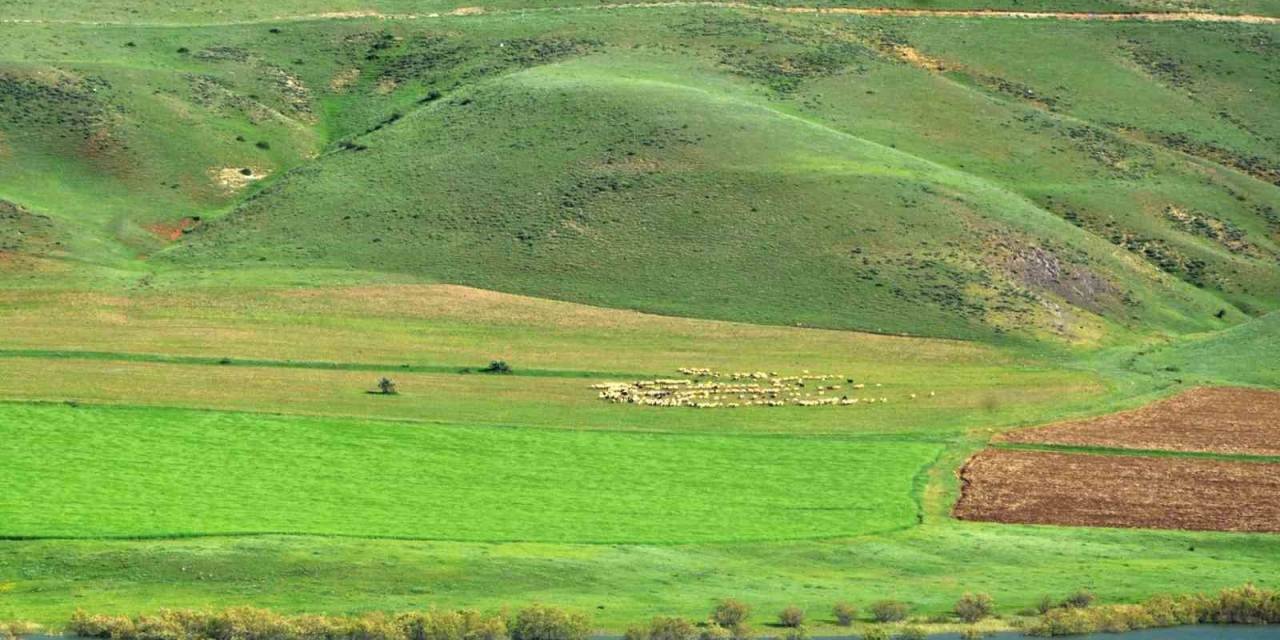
[998,387,1280,456]
[954,449,1280,533]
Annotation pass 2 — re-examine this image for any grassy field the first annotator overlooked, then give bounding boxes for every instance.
[0,0,1277,634]
[0,403,943,543]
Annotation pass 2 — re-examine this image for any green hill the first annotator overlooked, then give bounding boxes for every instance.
[2,5,1275,340]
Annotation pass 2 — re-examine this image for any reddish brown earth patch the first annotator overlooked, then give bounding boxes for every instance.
[146,217,199,242]
[954,449,1280,533]
[998,387,1280,456]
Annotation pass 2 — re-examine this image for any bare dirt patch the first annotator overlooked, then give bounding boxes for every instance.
[999,387,1280,456]
[210,166,268,194]
[145,217,200,242]
[329,68,361,92]
[954,448,1280,533]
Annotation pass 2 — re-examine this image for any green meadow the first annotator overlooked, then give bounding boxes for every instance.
[0,0,1278,634]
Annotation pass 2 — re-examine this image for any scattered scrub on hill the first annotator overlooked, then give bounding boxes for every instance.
[1027,583,1280,636]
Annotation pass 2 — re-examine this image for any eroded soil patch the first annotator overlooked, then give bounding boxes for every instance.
[999,387,1280,456]
[954,448,1280,533]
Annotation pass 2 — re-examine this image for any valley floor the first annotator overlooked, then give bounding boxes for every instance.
[0,280,1276,632]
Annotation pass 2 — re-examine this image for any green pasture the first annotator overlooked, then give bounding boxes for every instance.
[0,403,942,543]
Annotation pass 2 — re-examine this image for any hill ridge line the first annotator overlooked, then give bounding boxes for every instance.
[2,3,1277,27]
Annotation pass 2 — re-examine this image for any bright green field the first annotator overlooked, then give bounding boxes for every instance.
[0,403,941,543]
[0,0,1278,634]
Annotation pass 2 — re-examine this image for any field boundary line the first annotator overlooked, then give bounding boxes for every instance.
[0,348,653,380]
[0,397,959,443]
[991,441,1280,464]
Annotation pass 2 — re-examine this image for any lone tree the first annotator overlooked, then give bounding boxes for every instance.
[482,360,512,374]
[376,377,398,395]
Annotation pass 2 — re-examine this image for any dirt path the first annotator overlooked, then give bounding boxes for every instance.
[2,3,1277,27]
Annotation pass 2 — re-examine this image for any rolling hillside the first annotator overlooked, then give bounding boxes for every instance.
[2,5,1277,341]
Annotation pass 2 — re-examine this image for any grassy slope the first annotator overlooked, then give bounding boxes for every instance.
[145,9,1279,342]
[1136,311,1280,386]
[2,9,1276,341]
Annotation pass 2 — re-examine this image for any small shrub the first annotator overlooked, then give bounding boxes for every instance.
[1212,583,1280,624]
[776,607,804,628]
[959,629,986,640]
[1140,594,1199,627]
[645,617,695,640]
[623,627,647,640]
[376,377,398,395]
[1061,589,1095,610]
[869,601,908,623]
[777,627,806,640]
[255,141,271,150]
[711,600,750,628]
[831,602,857,627]
[726,624,752,640]
[398,610,505,640]
[481,360,512,374]
[895,627,926,640]
[510,605,590,640]
[696,623,729,640]
[1,621,43,640]
[1026,607,1095,637]
[69,610,137,639]
[1035,595,1055,615]
[858,628,889,640]
[954,593,994,623]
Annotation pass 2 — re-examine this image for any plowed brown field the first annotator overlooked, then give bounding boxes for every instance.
[954,449,1280,533]
[998,387,1280,456]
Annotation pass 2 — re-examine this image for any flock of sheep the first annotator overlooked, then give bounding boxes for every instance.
[591,368,933,409]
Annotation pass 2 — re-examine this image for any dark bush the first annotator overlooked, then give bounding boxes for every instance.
[481,360,512,374]
[869,601,908,623]
[776,607,804,628]
[255,141,271,150]
[1061,589,1095,610]
[376,377,398,395]
[831,602,857,627]
[954,593,994,623]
